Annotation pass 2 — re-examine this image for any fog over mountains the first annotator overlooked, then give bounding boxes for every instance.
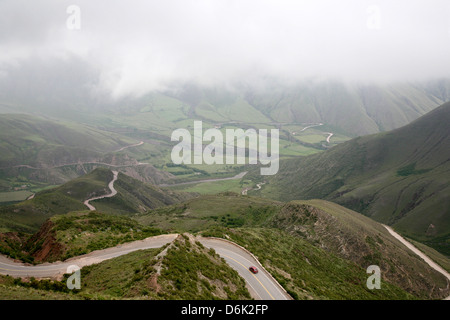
[1,60,449,137]
[1,0,450,99]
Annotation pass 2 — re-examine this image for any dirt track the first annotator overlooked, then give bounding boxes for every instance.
[383,225,450,300]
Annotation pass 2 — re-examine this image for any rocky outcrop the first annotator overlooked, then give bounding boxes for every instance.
[25,220,65,262]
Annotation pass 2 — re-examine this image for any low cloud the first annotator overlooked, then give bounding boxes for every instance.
[1,0,450,98]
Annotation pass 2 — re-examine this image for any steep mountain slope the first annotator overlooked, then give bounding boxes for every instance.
[166,79,450,136]
[266,200,449,299]
[0,114,135,168]
[2,79,449,138]
[0,114,174,189]
[258,102,450,255]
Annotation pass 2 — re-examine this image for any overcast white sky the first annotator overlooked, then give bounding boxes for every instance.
[1,0,450,98]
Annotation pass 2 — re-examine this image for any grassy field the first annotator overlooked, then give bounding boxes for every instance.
[167,178,247,195]
[0,275,78,300]
[135,193,281,233]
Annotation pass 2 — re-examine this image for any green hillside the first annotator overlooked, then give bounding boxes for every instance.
[0,114,136,168]
[78,234,251,300]
[3,80,446,197]
[1,187,448,299]
[152,80,449,137]
[91,171,196,215]
[135,192,282,233]
[86,80,449,137]
[0,168,113,232]
[0,234,251,300]
[243,80,449,136]
[0,113,172,191]
[0,168,192,233]
[136,193,449,299]
[0,211,163,263]
[258,102,450,255]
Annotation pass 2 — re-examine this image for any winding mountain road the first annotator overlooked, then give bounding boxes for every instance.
[0,234,290,300]
[0,234,178,278]
[1,167,288,300]
[198,237,290,300]
[83,170,118,210]
[0,220,447,299]
[2,168,447,300]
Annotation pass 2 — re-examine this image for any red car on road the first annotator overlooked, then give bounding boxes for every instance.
[249,266,258,274]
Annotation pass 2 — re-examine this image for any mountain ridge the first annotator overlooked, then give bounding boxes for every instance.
[256,101,450,255]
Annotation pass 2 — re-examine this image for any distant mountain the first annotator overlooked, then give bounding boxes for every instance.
[2,77,450,137]
[242,79,450,136]
[151,78,450,136]
[0,114,173,187]
[258,102,450,255]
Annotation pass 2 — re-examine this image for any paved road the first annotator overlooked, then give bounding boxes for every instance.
[83,170,118,210]
[198,237,291,300]
[0,234,178,278]
[0,233,289,300]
